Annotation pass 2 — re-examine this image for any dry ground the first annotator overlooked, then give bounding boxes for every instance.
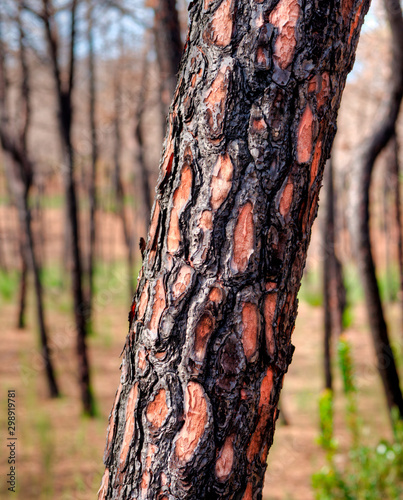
[0,279,397,499]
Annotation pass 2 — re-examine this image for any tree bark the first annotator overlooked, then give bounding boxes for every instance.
[0,6,59,398]
[349,0,403,419]
[113,65,135,298]
[100,1,370,498]
[153,0,183,124]
[41,0,94,415]
[87,0,98,319]
[134,46,152,228]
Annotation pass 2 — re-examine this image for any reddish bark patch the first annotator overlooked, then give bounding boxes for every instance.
[209,285,223,303]
[167,165,193,253]
[172,265,194,301]
[265,281,277,291]
[252,116,267,131]
[204,63,231,138]
[194,311,216,361]
[137,347,148,372]
[348,1,364,42]
[279,177,294,216]
[246,368,274,463]
[146,389,169,428]
[241,302,259,361]
[342,0,355,21]
[242,482,253,500]
[297,104,314,163]
[232,201,255,273]
[119,383,138,467]
[149,278,166,334]
[97,468,109,500]
[138,282,149,320]
[199,210,213,231]
[264,293,277,357]
[269,0,300,70]
[215,434,235,481]
[211,153,233,211]
[310,140,322,186]
[209,0,234,47]
[204,0,214,9]
[140,470,150,498]
[175,382,208,462]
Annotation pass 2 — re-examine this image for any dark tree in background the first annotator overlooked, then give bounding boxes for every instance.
[350,0,403,419]
[0,5,59,398]
[100,0,370,498]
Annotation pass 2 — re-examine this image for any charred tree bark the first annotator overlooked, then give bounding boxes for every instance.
[41,0,94,415]
[100,0,370,498]
[87,0,98,318]
[113,68,135,298]
[0,9,59,397]
[153,0,183,124]
[134,47,152,228]
[322,159,346,390]
[350,0,403,419]
[17,241,28,329]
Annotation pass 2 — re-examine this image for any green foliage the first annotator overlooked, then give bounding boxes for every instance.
[0,269,19,302]
[299,270,323,307]
[312,338,403,500]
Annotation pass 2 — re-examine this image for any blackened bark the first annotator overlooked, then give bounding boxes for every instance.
[134,48,152,226]
[17,242,27,329]
[153,0,183,123]
[113,69,135,298]
[322,159,346,390]
[0,7,59,397]
[390,134,403,331]
[100,1,370,498]
[87,0,98,317]
[41,0,94,415]
[350,0,403,419]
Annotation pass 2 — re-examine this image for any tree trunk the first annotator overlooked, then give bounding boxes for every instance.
[134,46,152,229]
[41,0,95,415]
[17,237,28,329]
[113,66,135,298]
[0,6,59,398]
[87,0,98,318]
[350,0,403,419]
[153,0,183,125]
[100,1,370,498]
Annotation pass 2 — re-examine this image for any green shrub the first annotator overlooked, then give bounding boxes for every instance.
[312,338,403,500]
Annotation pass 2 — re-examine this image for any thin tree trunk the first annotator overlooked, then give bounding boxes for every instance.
[134,46,152,228]
[153,0,183,125]
[41,0,94,415]
[99,1,370,498]
[391,134,403,331]
[17,237,28,329]
[113,69,135,298]
[0,6,59,397]
[87,0,98,318]
[350,0,403,419]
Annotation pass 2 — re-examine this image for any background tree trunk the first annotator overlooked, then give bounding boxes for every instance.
[153,0,183,126]
[349,0,403,419]
[99,1,370,498]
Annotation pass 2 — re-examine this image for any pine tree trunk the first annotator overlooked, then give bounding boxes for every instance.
[17,238,28,329]
[350,0,403,419]
[100,0,370,498]
[87,0,98,318]
[153,0,183,124]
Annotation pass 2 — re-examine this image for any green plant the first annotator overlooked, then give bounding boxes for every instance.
[0,269,19,302]
[312,338,403,499]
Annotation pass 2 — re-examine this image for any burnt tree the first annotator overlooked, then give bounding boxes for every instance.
[39,0,95,415]
[100,0,370,498]
[0,5,59,397]
[350,0,403,419]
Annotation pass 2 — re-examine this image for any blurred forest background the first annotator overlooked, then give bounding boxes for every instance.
[1,0,403,498]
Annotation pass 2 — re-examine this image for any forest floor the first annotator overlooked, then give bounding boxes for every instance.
[0,259,400,500]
